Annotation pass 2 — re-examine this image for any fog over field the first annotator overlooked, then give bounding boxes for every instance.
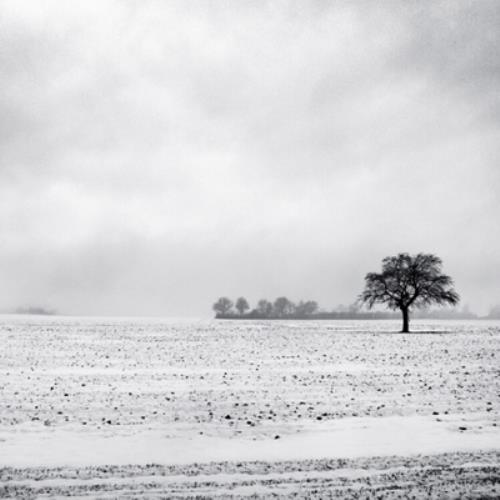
[1,0,500,316]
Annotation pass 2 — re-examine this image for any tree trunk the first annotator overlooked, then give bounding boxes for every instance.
[401,307,410,333]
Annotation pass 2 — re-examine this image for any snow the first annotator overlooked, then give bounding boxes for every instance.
[0,316,499,496]
[0,414,499,468]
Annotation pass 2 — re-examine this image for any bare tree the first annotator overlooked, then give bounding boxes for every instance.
[257,299,273,317]
[235,297,250,316]
[359,253,459,332]
[273,297,295,317]
[212,297,234,317]
[295,300,318,316]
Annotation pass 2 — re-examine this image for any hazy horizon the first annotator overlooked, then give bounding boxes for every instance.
[1,1,499,317]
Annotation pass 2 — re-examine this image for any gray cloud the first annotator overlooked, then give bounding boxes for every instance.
[0,1,499,315]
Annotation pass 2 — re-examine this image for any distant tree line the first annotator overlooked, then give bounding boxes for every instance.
[486,304,500,319]
[14,306,56,316]
[412,305,477,320]
[213,296,320,319]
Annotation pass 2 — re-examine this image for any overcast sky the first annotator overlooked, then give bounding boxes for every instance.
[1,0,499,316]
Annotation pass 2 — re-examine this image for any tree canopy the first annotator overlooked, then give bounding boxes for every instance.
[235,297,250,315]
[212,297,233,316]
[359,253,459,332]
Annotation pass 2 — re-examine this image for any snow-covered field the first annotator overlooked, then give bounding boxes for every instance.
[0,316,499,498]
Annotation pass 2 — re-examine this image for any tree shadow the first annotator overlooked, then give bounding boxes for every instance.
[367,330,456,335]
[398,330,453,334]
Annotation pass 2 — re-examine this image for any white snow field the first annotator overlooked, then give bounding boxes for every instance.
[0,316,499,498]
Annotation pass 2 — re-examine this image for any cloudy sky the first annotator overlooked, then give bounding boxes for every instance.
[1,0,499,316]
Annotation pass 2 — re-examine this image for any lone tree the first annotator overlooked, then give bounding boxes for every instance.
[360,253,459,332]
[213,297,234,317]
[235,297,250,316]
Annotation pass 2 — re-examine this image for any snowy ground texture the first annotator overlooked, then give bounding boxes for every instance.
[0,316,499,498]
